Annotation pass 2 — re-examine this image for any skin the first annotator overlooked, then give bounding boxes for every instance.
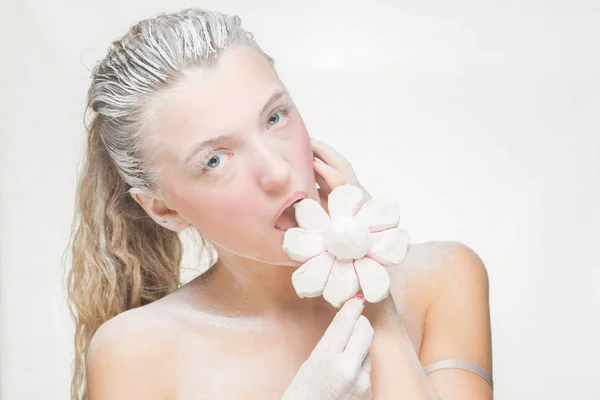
[86,44,493,399]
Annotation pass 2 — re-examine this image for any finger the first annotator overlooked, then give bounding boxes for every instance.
[313,157,346,192]
[316,296,365,353]
[313,161,331,193]
[342,315,374,368]
[311,138,351,170]
[344,354,373,400]
[312,140,362,189]
[355,360,373,399]
[361,352,372,373]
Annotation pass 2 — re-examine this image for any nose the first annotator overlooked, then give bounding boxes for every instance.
[254,143,292,192]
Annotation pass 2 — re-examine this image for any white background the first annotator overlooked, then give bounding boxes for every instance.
[1,0,599,399]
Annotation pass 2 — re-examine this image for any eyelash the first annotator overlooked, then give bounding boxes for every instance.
[197,103,294,172]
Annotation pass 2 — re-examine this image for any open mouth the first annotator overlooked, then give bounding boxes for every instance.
[275,199,302,231]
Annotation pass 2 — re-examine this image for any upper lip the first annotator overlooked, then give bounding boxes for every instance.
[273,190,309,227]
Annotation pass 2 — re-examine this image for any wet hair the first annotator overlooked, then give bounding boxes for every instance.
[65,8,274,399]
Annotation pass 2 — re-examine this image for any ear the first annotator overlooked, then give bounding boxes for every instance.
[128,188,190,233]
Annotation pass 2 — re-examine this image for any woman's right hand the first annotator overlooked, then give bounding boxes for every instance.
[281,296,374,400]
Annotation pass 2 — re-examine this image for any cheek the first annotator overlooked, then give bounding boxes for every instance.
[176,192,259,239]
[295,134,316,183]
[288,125,313,167]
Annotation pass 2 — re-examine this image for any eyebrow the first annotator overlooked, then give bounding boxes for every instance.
[182,89,289,168]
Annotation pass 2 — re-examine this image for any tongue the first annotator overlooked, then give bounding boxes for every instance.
[276,205,299,230]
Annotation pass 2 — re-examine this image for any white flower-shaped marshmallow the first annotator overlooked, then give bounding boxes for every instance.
[282,184,410,308]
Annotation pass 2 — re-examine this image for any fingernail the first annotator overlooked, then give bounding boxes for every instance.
[354,294,365,305]
[313,157,325,165]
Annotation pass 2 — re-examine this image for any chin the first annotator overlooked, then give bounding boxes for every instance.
[270,250,303,268]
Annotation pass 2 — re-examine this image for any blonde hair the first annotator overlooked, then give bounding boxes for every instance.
[65,8,274,399]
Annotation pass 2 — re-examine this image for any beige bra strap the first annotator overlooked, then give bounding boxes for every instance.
[423,358,493,389]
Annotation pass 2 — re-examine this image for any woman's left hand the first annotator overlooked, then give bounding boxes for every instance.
[310,138,372,214]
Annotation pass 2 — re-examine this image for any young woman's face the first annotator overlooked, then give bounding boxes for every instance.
[150,44,319,265]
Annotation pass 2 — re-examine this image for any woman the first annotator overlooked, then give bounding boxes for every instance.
[67,8,493,399]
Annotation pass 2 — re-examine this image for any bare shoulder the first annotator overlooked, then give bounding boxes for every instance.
[387,240,490,348]
[389,240,488,305]
[86,302,184,399]
[421,240,489,305]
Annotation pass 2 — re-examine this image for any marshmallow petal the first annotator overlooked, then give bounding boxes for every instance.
[292,252,336,298]
[355,198,400,232]
[367,227,410,266]
[328,184,368,220]
[282,228,325,262]
[354,258,390,303]
[323,258,360,308]
[294,198,331,231]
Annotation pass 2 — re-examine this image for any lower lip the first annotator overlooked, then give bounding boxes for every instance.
[275,227,288,236]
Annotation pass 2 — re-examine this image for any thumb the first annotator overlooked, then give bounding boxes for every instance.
[313,157,346,192]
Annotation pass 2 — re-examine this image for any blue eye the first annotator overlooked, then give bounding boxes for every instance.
[268,111,282,125]
[267,105,292,126]
[203,152,228,170]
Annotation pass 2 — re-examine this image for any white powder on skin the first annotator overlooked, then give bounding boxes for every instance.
[182,308,266,331]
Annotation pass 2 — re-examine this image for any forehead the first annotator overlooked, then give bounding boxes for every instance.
[147,45,283,160]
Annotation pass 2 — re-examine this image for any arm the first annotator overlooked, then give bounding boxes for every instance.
[365,242,493,400]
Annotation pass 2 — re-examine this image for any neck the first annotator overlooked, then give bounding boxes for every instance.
[205,251,327,319]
